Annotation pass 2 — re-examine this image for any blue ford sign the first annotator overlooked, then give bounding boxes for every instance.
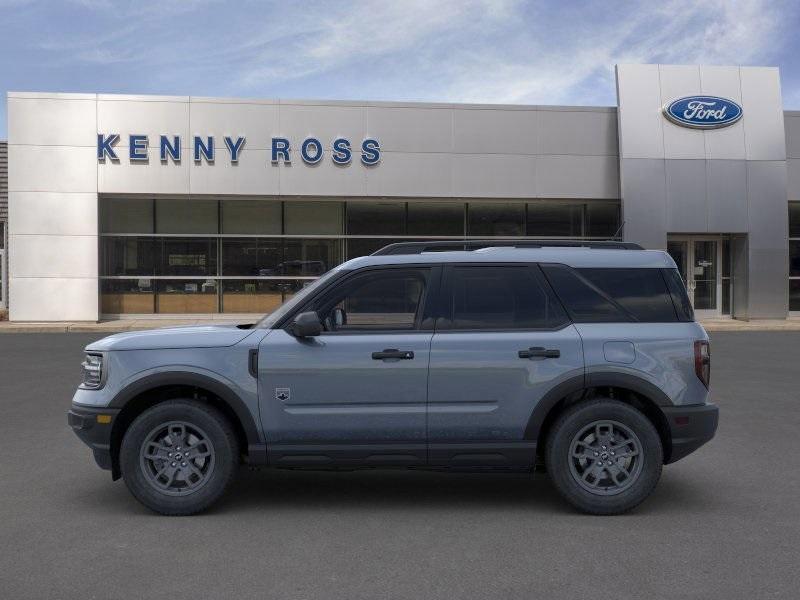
[663,96,743,129]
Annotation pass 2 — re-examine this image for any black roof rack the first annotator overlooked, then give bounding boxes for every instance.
[371,239,643,256]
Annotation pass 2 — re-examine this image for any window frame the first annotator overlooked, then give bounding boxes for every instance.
[435,263,571,333]
[281,264,442,335]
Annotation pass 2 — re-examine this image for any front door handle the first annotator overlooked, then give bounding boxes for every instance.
[518,347,560,359]
[372,349,414,360]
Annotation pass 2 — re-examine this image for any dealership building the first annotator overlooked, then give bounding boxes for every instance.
[3,63,800,321]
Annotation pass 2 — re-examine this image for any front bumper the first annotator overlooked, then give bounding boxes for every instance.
[662,402,719,464]
[68,405,121,472]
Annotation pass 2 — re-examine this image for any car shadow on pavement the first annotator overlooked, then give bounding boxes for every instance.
[68,465,716,517]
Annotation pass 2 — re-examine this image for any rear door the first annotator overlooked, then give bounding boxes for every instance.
[427,264,584,468]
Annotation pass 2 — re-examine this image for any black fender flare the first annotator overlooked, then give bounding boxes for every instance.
[523,372,673,442]
[108,371,265,462]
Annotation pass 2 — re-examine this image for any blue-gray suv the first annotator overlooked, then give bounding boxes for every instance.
[68,240,718,515]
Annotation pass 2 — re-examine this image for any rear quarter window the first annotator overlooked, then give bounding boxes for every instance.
[541,265,680,323]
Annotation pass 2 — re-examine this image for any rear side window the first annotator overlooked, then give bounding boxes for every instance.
[662,268,694,322]
[445,266,568,330]
[542,265,679,323]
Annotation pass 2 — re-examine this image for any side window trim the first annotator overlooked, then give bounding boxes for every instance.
[436,262,570,333]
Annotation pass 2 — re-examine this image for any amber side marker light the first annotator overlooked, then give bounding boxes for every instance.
[96,415,112,424]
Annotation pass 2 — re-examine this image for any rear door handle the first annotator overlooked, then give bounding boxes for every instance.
[372,349,415,360]
[518,347,560,359]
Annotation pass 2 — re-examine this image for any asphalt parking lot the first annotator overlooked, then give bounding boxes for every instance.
[1,332,798,599]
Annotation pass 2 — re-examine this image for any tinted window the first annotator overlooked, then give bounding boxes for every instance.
[662,268,694,321]
[578,269,678,322]
[543,265,681,323]
[447,266,567,330]
[541,265,627,322]
[316,269,429,331]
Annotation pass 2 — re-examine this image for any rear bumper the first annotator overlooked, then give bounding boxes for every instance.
[68,405,121,471]
[662,403,719,464]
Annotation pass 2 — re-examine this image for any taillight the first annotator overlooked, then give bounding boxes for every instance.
[694,340,710,388]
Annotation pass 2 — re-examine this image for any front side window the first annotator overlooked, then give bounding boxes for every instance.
[314,269,429,332]
[446,266,567,330]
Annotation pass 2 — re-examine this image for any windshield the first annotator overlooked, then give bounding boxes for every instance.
[255,268,343,329]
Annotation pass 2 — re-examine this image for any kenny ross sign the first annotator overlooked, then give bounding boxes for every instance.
[663,96,743,129]
[97,134,381,166]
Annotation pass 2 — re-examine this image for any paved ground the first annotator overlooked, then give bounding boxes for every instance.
[0,332,798,599]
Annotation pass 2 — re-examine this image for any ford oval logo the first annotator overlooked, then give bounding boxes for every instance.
[663,96,743,129]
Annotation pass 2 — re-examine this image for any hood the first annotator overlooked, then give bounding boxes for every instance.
[86,324,258,352]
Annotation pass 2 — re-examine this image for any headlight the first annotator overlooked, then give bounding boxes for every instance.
[81,353,104,389]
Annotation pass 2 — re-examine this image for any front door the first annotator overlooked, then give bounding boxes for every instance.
[667,237,722,318]
[258,266,438,467]
[427,264,584,468]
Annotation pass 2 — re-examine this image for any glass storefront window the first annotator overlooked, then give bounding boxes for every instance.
[101,197,153,233]
[407,202,464,236]
[790,202,800,238]
[527,202,583,237]
[157,279,218,314]
[347,202,405,235]
[99,196,627,315]
[585,202,620,237]
[283,239,338,275]
[285,201,342,235]
[101,237,159,276]
[100,279,155,314]
[791,280,800,312]
[161,238,217,276]
[347,238,404,259]
[790,240,800,277]
[221,279,299,313]
[468,202,524,236]
[156,198,218,234]
[221,199,281,234]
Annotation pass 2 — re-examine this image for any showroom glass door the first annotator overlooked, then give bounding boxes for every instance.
[667,237,722,319]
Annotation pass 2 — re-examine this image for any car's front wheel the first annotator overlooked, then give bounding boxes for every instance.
[120,400,238,515]
[545,399,663,515]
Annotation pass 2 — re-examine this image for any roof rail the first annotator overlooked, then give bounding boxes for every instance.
[371,239,643,256]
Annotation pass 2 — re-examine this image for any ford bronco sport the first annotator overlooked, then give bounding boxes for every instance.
[69,240,718,515]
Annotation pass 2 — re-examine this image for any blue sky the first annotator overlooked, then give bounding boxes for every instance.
[2,0,800,139]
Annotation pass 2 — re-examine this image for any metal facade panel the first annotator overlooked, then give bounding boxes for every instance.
[787,158,800,201]
[538,110,618,156]
[536,155,619,199]
[785,114,800,159]
[0,142,7,220]
[452,108,539,155]
[746,160,789,251]
[659,65,707,160]
[8,97,97,148]
[665,159,707,231]
[619,158,667,248]
[700,66,747,160]
[740,67,786,161]
[451,154,536,198]
[615,64,664,159]
[707,160,749,232]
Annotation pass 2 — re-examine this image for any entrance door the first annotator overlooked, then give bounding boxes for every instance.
[667,237,722,318]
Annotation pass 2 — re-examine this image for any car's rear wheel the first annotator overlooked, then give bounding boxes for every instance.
[120,400,238,515]
[545,399,663,515]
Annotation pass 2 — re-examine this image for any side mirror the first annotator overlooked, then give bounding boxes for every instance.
[290,311,322,338]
